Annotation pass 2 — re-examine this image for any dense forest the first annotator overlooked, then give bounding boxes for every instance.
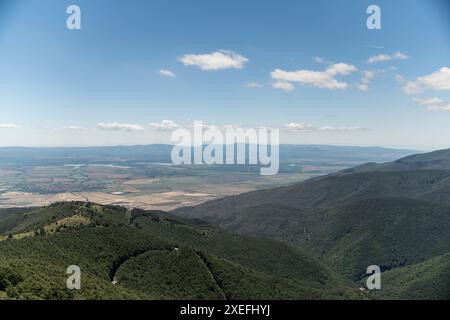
[0,202,359,300]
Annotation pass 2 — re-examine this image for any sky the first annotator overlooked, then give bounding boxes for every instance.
[0,0,449,149]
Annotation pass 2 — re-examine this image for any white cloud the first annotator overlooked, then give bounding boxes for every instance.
[178,50,248,71]
[271,63,357,91]
[285,122,316,132]
[395,74,423,95]
[149,120,180,132]
[417,67,450,91]
[357,84,369,92]
[368,51,409,64]
[159,69,175,78]
[97,122,145,132]
[285,122,363,132]
[427,105,450,112]
[361,71,375,83]
[393,52,409,59]
[245,82,263,88]
[0,124,20,129]
[272,81,295,92]
[326,63,358,76]
[403,81,422,95]
[396,67,450,95]
[413,97,444,106]
[65,125,85,130]
[414,97,450,112]
[357,70,376,91]
[368,54,390,63]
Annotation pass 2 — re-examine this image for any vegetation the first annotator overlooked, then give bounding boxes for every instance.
[0,202,354,300]
[375,253,450,300]
[173,149,450,298]
[116,249,225,300]
[3,148,450,300]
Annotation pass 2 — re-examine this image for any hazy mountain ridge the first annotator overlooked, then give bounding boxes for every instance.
[0,144,417,166]
[351,148,450,172]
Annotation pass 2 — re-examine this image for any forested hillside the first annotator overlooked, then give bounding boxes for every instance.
[0,202,357,300]
[174,149,450,298]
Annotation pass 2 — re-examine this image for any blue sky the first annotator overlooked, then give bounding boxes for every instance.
[0,0,449,149]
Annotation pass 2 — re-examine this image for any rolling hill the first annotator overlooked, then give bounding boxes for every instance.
[174,148,450,293]
[376,253,450,300]
[0,202,356,300]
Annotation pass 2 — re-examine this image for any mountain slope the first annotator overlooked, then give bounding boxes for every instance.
[353,148,450,172]
[0,202,354,300]
[173,148,450,283]
[377,253,450,300]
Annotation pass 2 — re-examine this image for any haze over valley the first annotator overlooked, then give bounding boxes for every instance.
[0,144,417,210]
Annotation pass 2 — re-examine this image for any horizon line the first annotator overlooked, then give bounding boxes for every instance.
[0,143,431,152]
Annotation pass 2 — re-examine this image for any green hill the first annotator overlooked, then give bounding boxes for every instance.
[376,253,450,300]
[0,202,354,300]
[173,148,450,291]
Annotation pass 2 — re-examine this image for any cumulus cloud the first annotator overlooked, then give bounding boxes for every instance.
[0,124,20,129]
[272,81,295,92]
[245,82,263,88]
[285,122,316,132]
[395,74,423,95]
[326,63,358,76]
[97,122,145,132]
[417,67,450,91]
[149,120,180,132]
[178,50,248,71]
[357,70,376,91]
[403,81,422,95]
[159,69,175,78]
[413,97,444,106]
[368,52,409,64]
[362,70,375,82]
[271,63,357,91]
[285,122,362,132]
[414,97,450,112]
[396,67,450,95]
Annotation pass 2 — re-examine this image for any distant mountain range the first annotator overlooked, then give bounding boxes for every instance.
[0,144,418,166]
[174,148,450,299]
